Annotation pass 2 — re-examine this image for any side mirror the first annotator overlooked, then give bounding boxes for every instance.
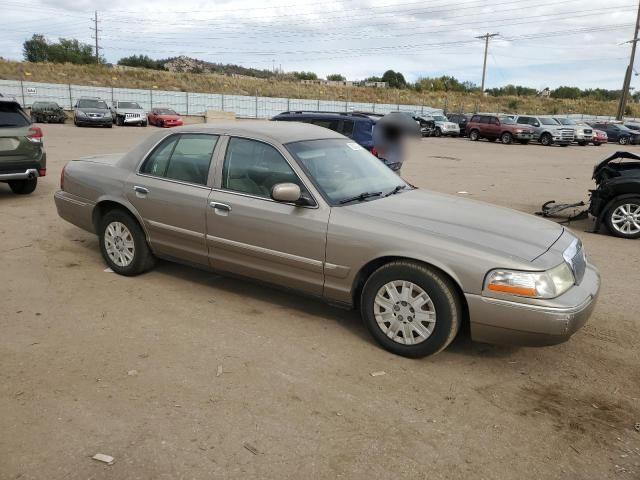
[495,121,500,126]
[271,183,301,203]
[533,122,540,127]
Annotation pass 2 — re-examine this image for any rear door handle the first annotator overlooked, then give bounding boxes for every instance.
[209,201,231,212]
[133,185,149,195]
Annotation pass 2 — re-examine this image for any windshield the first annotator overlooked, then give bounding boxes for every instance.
[433,115,448,122]
[555,118,576,125]
[77,99,108,109]
[118,101,142,109]
[286,139,409,205]
[33,102,58,109]
[156,108,177,115]
[499,116,516,124]
[540,117,560,126]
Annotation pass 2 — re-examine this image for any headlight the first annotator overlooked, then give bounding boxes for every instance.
[485,263,575,299]
[76,110,86,117]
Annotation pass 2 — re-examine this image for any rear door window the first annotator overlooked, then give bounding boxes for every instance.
[141,134,218,185]
[479,116,490,124]
[340,120,355,138]
[311,119,340,131]
[0,103,30,127]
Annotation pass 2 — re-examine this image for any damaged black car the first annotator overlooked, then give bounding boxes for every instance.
[590,151,640,239]
[30,102,66,124]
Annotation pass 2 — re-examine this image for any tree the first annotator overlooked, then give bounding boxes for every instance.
[381,70,407,89]
[551,86,581,100]
[118,54,164,70]
[23,34,49,62]
[22,34,98,64]
[293,71,318,80]
[326,73,346,81]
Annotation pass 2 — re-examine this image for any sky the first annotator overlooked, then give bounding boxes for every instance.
[1,0,638,90]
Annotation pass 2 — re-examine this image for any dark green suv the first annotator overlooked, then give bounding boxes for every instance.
[30,101,66,124]
[0,97,46,195]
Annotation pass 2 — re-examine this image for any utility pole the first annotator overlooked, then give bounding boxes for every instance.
[617,0,640,120]
[476,33,499,92]
[91,10,101,64]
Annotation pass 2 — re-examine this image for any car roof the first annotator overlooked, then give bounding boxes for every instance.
[274,111,376,121]
[180,120,345,144]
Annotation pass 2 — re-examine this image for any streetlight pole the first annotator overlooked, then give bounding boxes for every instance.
[617,1,640,120]
[476,33,499,92]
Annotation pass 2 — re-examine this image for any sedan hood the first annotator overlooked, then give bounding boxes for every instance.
[77,108,109,115]
[348,189,564,262]
[158,114,181,120]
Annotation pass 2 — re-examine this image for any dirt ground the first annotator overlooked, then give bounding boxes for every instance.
[1,124,638,480]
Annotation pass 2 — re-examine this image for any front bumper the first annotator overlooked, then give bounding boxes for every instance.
[467,264,600,347]
[121,115,146,125]
[440,128,460,136]
[513,132,533,140]
[575,133,593,141]
[76,116,111,126]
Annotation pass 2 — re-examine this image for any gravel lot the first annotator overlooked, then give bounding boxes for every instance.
[1,124,638,480]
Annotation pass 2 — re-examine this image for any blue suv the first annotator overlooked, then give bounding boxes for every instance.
[271,111,380,151]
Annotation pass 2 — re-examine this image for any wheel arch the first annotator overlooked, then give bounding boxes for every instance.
[597,192,640,221]
[351,255,469,329]
[92,198,151,244]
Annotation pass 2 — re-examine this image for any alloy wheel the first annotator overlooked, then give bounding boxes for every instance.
[611,203,640,235]
[104,221,135,267]
[373,280,437,345]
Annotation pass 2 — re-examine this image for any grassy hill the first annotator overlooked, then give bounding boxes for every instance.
[0,60,626,117]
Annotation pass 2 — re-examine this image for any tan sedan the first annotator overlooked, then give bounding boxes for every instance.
[54,122,600,358]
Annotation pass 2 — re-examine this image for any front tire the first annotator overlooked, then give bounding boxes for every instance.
[434,128,442,137]
[360,261,462,358]
[540,133,553,146]
[469,130,479,141]
[99,210,156,275]
[605,197,640,239]
[594,142,601,146]
[501,132,512,144]
[8,178,37,195]
[619,136,629,145]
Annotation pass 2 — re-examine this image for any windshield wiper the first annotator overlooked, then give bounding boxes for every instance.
[384,184,409,197]
[339,191,383,204]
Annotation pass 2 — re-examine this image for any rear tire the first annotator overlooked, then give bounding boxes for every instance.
[8,178,37,195]
[578,141,586,146]
[98,209,155,276]
[360,261,462,358]
[594,142,601,146]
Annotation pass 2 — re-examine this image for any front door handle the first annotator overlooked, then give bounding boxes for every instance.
[133,185,149,195]
[209,201,231,212]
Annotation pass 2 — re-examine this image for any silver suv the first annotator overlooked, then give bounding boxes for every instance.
[515,115,575,146]
[113,101,147,127]
[554,117,593,146]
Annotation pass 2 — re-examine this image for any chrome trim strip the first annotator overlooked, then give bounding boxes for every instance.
[54,191,92,207]
[207,234,323,272]
[135,173,213,191]
[324,262,351,279]
[147,220,205,239]
[209,187,318,209]
[0,168,39,181]
[476,294,593,314]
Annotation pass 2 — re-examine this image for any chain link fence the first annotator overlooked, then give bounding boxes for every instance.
[0,79,445,119]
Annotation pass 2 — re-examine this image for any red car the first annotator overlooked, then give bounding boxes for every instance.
[592,129,608,146]
[147,108,183,128]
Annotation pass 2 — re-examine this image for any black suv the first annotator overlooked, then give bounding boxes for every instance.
[590,122,640,145]
[447,113,471,137]
[271,111,380,150]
